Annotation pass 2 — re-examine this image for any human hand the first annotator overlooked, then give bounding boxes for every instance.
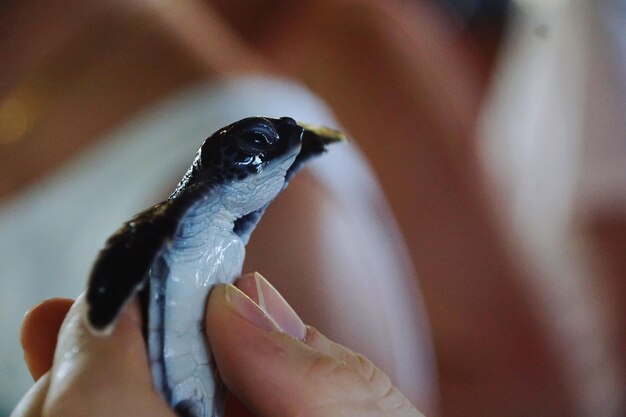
[12,272,424,417]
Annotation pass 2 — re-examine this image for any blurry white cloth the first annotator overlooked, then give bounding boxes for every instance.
[0,77,434,413]
[479,0,626,415]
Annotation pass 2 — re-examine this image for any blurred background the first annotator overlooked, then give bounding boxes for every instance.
[1,0,625,416]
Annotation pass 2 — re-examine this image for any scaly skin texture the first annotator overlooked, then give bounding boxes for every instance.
[84,117,343,417]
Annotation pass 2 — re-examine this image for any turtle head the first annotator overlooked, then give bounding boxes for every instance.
[172,116,344,227]
[199,116,301,184]
[211,116,303,216]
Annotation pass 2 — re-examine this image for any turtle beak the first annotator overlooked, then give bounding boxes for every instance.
[284,122,347,181]
[298,123,347,158]
[300,123,347,148]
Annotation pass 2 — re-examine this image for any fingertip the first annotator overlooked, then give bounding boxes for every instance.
[44,296,158,414]
[235,272,307,340]
[20,298,74,381]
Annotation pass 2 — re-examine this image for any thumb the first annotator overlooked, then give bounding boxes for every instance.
[206,273,424,417]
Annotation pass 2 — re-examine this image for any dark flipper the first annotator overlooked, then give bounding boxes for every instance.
[86,200,183,333]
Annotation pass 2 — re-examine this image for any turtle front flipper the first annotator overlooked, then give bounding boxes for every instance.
[85,200,181,335]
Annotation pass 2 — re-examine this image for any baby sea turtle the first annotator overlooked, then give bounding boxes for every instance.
[84,116,344,417]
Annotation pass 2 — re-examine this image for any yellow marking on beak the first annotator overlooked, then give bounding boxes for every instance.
[299,123,348,144]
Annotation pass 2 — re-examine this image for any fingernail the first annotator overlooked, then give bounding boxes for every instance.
[235,272,307,340]
[225,284,282,333]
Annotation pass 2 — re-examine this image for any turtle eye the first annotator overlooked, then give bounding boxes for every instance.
[232,121,279,155]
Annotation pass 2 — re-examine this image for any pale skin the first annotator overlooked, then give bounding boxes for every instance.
[3,0,626,416]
